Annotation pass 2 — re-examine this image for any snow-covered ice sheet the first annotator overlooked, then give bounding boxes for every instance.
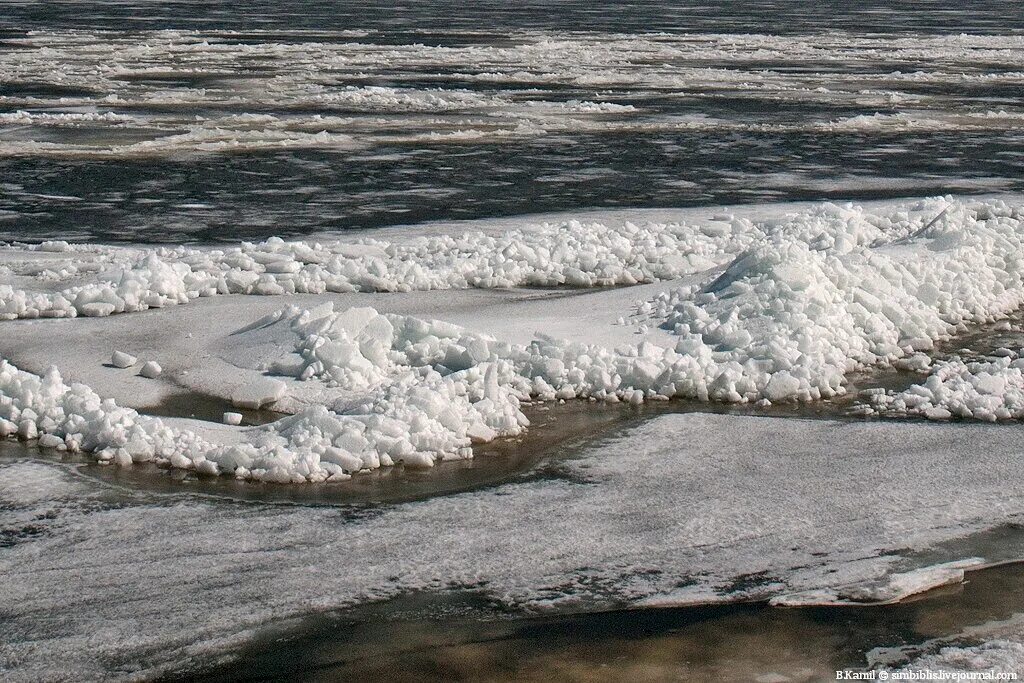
[0,283,682,481]
[4,195,1024,481]
[3,412,1024,680]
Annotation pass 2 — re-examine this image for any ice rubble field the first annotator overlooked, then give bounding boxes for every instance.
[859,355,1024,421]
[5,413,1024,680]
[1,30,1023,155]
[2,195,1024,482]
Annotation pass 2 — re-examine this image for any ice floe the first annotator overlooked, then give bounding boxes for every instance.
[897,641,1024,678]
[769,558,986,607]
[3,412,1024,680]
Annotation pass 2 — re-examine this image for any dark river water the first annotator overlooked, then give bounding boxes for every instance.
[0,1,1021,243]
[182,557,1024,682]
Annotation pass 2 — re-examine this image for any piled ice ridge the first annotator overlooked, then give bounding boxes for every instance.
[1,197,1015,333]
[272,198,1024,416]
[0,216,754,319]
[858,355,1024,421]
[0,253,197,319]
[283,201,1022,415]
[0,351,527,482]
[0,361,218,469]
[641,199,1024,403]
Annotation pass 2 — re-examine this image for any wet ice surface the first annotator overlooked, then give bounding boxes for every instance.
[5,410,1024,680]
[0,2,1023,243]
[187,558,1024,682]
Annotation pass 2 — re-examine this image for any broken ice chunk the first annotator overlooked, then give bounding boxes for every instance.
[110,351,137,368]
[231,377,286,409]
[139,361,162,379]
